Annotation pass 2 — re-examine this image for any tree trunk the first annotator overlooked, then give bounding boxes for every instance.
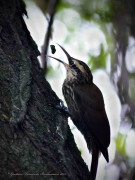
[0,0,90,179]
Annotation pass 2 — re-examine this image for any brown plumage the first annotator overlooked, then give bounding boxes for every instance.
[48,44,110,180]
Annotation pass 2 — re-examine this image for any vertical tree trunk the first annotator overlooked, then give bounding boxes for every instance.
[0,0,90,179]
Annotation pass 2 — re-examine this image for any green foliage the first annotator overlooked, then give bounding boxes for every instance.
[115,133,127,157]
[59,0,115,22]
[57,0,71,12]
[46,66,56,78]
[88,44,109,71]
[79,148,82,154]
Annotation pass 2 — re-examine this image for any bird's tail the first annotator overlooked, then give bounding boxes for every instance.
[90,146,99,180]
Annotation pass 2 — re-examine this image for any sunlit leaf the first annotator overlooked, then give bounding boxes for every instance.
[115,133,127,157]
[88,44,109,71]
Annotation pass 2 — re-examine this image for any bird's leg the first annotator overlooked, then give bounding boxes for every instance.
[55,99,70,117]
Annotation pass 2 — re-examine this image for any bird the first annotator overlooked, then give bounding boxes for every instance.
[47,44,110,180]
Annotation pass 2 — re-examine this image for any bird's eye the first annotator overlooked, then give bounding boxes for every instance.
[70,61,75,67]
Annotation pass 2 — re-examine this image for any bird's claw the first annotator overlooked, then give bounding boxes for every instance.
[56,99,70,117]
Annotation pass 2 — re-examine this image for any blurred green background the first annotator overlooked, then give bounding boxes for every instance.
[24,0,135,179]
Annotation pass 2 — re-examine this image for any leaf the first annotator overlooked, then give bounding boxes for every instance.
[50,45,56,54]
[88,44,109,71]
[115,133,127,157]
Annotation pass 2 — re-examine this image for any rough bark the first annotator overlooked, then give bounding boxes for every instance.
[0,0,90,179]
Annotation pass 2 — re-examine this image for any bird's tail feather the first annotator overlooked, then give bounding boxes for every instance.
[90,146,99,180]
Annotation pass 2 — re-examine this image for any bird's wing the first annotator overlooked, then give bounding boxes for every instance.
[73,83,110,162]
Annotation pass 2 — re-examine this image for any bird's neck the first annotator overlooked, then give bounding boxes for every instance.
[64,77,92,87]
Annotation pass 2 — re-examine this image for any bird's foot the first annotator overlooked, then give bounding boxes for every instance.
[56,99,70,117]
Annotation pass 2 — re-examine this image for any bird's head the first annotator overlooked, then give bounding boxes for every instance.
[48,44,93,84]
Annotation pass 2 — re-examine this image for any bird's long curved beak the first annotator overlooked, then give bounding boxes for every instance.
[47,55,69,68]
[57,44,73,65]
